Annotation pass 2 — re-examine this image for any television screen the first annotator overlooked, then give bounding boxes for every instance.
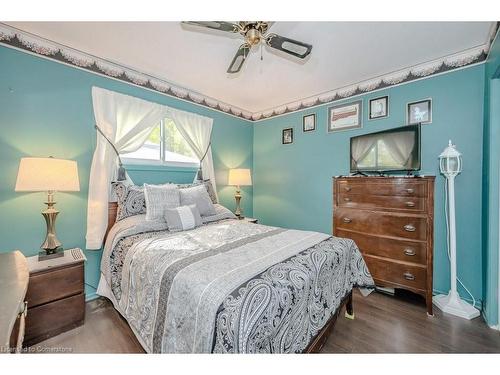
[350,125,421,173]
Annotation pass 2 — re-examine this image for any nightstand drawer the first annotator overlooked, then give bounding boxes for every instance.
[24,292,84,346]
[26,263,84,308]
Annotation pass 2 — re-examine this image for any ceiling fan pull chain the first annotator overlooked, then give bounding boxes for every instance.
[260,43,263,61]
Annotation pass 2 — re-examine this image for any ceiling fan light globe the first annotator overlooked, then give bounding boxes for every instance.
[246,29,261,46]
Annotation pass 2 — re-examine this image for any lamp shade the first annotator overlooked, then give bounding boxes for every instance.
[228,168,252,186]
[15,157,80,192]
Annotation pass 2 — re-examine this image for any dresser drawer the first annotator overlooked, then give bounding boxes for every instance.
[26,263,84,308]
[364,255,427,291]
[338,193,426,212]
[336,229,427,265]
[334,208,427,241]
[337,180,427,197]
[24,292,84,346]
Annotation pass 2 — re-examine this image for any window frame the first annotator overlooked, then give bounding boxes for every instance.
[121,120,200,169]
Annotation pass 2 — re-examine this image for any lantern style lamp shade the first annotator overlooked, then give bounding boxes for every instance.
[228,168,252,219]
[439,140,462,178]
[15,157,80,260]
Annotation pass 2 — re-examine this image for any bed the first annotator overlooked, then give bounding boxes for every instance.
[97,202,374,353]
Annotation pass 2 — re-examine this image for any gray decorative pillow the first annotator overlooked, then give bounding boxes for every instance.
[144,183,180,221]
[164,204,202,231]
[112,182,146,221]
[202,180,218,204]
[202,204,237,224]
[179,184,217,217]
[176,180,218,204]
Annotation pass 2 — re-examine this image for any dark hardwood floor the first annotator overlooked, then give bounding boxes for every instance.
[34,290,500,353]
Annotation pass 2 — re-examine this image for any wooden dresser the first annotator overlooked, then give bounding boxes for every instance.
[333,176,435,315]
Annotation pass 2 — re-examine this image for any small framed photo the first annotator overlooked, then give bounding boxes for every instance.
[303,114,316,132]
[407,99,432,125]
[328,100,362,132]
[282,127,293,144]
[369,95,389,119]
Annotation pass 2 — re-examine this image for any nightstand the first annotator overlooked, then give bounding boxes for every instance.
[24,248,86,347]
[241,217,258,224]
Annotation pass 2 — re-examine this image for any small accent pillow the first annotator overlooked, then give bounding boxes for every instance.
[144,183,181,221]
[112,182,146,221]
[164,204,202,231]
[179,184,217,217]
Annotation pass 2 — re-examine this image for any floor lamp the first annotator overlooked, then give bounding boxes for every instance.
[433,140,480,319]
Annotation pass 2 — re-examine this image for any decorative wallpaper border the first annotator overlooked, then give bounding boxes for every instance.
[0,23,253,121]
[1,22,498,122]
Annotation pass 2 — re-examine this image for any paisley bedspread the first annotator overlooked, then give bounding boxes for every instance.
[99,215,373,353]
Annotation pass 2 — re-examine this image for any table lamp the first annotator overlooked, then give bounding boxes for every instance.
[228,168,252,219]
[15,157,80,260]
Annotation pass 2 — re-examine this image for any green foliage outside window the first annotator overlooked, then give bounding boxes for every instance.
[146,120,195,157]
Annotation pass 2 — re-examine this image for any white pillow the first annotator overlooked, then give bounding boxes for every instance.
[179,184,216,217]
[144,183,180,221]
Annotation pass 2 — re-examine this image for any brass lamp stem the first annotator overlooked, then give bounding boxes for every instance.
[234,185,243,219]
[41,190,62,253]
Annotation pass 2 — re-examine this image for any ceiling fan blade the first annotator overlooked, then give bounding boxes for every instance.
[182,21,240,33]
[227,44,251,74]
[265,33,312,59]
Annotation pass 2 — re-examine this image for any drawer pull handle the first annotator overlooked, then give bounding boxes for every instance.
[344,197,351,202]
[404,224,416,232]
[405,201,415,207]
[344,186,351,192]
[343,217,352,223]
[406,188,414,194]
[403,272,415,281]
[403,249,416,256]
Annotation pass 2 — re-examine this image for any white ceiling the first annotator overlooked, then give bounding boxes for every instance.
[6,22,494,113]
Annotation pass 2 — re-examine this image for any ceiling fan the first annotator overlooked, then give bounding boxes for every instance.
[182,21,313,74]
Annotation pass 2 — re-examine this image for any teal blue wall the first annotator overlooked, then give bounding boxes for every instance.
[483,30,500,326]
[253,65,485,308]
[0,46,253,300]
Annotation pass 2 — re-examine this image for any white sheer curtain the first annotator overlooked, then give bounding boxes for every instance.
[383,131,416,169]
[167,108,218,202]
[86,87,168,249]
[351,135,376,165]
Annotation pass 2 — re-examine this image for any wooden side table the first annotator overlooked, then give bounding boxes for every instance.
[24,248,86,347]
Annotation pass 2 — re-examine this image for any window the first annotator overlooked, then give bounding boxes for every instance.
[357,139,401,170]
[121,119,199,167]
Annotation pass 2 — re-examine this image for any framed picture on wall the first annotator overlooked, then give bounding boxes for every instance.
[303,114,316,132]
[282,127,293,144]
[407,98,432,125]
[327,100,362,132]
[369,96,389,119]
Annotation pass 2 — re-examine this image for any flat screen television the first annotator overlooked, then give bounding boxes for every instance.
[350,124,421,173]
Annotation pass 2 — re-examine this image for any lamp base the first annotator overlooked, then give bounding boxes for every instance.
[38,247,64,261]
[234,188,243,218]
[433,292,480,320]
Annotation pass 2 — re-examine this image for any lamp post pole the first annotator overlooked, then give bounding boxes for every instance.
[447,174,458,300]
